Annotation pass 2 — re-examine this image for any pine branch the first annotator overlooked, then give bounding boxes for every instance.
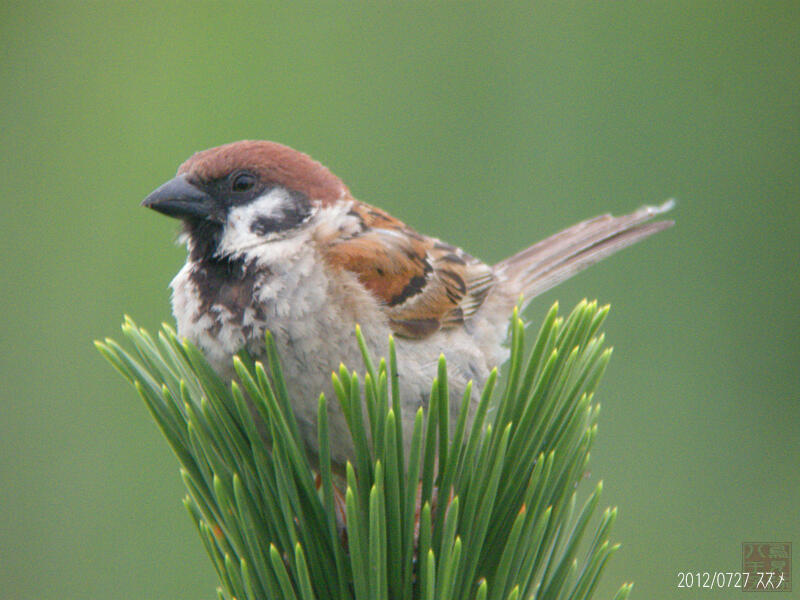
[96,300,630,600]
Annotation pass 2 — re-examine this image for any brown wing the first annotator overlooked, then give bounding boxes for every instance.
[323,202,495,339]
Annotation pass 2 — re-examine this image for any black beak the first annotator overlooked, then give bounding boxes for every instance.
[142,175,216,220]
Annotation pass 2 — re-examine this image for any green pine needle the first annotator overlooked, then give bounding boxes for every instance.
[97,301,630,599]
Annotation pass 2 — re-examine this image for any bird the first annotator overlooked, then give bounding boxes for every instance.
[142,140,673,468]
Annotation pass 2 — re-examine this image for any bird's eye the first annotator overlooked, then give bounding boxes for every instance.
[231,172,256,193]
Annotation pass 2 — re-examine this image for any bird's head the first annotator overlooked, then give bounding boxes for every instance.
[142,140,351,261]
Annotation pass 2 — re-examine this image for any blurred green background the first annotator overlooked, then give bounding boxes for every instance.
[1,2,798,599]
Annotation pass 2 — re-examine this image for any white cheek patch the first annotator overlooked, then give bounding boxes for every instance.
[215,188,314,258]
[231,188,291,229]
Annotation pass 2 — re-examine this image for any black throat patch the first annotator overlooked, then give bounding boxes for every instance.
[184,219,223,262]
[189,255,268,334]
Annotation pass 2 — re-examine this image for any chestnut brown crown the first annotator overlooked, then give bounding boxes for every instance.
[177,140,351,205]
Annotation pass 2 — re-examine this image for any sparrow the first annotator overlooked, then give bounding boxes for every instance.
[142,140,673,467]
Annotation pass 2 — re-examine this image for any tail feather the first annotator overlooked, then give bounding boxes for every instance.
[494,200,674,303]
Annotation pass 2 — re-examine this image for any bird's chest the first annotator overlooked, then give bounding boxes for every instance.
[170,253,387,384]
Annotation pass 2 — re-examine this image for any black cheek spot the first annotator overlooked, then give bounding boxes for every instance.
[251,216,283,235]
[250,189,313,236]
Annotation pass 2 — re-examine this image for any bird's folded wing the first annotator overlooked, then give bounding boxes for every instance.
[323,203,495,339]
